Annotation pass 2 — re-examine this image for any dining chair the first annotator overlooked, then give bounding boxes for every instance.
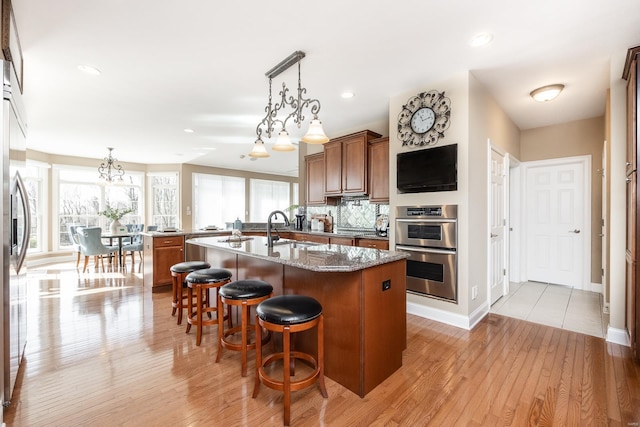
[123,224,144,266]
[67,224,83,268]
[76,226,119,272]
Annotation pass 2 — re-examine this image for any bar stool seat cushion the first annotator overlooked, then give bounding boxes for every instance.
[186,268,232,284]
[219,280,273,300]
[170,261,211,274]
[257,295,322,325]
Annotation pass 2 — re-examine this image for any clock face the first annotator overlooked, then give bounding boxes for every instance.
[397,90,451,146]
[410,107,435,134]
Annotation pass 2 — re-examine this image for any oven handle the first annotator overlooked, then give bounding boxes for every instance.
[396,245,456,255]
[396,218,457,223]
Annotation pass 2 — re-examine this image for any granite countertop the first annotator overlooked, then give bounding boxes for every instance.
[142,228,389,241]
[187,235,406,272]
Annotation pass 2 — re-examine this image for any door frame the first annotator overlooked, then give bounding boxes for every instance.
[520,155,592,290]
[508,155,522,283]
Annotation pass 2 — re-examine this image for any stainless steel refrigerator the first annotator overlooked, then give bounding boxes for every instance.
[1,59,29,407]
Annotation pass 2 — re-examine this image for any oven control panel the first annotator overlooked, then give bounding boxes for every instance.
[396,205,457,220]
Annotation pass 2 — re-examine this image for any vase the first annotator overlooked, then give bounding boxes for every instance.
[110,219,122,234]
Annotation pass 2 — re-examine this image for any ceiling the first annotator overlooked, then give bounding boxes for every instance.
[12,0,640,177]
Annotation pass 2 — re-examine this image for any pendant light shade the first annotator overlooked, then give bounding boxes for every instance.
[272,130,296,151]
[248,138,270,158]
[301,117,329,144]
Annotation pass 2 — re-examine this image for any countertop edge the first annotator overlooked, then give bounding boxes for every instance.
[187,236,406,273]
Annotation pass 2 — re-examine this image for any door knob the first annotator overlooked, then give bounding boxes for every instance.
[569,229,581,234]
[490,233,498,238]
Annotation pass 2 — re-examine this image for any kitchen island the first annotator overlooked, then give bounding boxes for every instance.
[187,235,408,398]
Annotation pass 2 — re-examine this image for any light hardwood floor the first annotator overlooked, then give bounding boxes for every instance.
[4,260,640,426]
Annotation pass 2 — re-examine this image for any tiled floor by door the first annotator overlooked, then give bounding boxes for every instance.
[490,281,607,338]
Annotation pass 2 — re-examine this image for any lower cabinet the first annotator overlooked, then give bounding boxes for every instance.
[143,235,185,291]
[357,239,389,250]
[330,236,355,246]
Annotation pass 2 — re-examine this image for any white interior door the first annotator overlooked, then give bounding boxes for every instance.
[525,157,589,288]
[490,147,506,305]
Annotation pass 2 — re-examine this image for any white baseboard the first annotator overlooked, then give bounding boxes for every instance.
[407,300,489,330]
[28,254,75,268]
[606,326,630,347]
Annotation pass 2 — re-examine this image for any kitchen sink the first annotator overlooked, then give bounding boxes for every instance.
[269,239,320,248]
[217,236,254,243]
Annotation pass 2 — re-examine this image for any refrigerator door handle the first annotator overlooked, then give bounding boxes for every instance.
[12,170,30,273]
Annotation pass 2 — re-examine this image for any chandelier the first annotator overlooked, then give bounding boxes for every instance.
[249,51,329,158]
[98,147,125,183]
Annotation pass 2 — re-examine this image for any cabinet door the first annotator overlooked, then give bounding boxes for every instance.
[324,141,342,195]
[628,60,638,175]
[154,245,184,285]
[342,135,368,194]
[368,137,389,203]
[305,153,326,205]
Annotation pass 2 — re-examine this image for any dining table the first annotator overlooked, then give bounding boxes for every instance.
[101,231,138,267]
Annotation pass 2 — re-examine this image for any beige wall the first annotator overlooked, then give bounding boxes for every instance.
[520,116,605,284]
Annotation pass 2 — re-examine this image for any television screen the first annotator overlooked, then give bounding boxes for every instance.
[397,144,457,193]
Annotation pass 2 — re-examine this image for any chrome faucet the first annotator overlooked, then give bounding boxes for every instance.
[267,210,290,247]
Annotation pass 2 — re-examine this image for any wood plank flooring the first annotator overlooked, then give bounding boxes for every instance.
[3,260,640,426]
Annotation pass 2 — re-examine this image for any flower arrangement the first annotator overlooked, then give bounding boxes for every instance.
[99,206,133,221]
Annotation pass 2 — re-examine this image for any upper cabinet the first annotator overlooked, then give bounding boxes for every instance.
[324,130,382,196]
[368,136,389,203]
[305,152,336,206]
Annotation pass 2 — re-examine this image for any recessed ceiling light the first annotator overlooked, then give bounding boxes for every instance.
[77,65,101,76]
[530,84,565,102]
[184,128,195,133]
[469,32,493,47]
[341,91,355,99]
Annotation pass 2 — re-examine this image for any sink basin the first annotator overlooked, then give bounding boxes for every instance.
[269,239,320,248]
[218,236,254,243]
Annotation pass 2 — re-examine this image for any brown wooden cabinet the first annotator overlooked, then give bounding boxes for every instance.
[368,136,389,203]
[143,234,185,291]
[305,152,334,206]
[294,233,330,244]
[624,45,640,361]
[357,238,389,250]
[330,236,355,246]
[324,130,382,196]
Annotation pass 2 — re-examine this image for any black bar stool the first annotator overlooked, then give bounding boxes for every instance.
[216,280,273,376]
[185,268,233,345]
[169,261,210,325]
[252,295,328,426]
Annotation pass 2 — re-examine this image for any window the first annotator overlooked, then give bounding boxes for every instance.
[249,179,290,221]
[24,161,49,253]
[55,166,144,250]
[193,174,245,229]
[148,173,179,229]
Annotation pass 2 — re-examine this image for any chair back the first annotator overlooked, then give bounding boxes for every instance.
[125,224,144,244]
[147,225,158,232]
[76,227,113,256]
[67,224,81,248]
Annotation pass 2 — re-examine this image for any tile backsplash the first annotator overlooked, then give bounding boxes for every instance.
[306,196,389,232]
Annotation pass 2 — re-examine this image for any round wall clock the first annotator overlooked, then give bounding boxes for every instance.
[397,90,451,146]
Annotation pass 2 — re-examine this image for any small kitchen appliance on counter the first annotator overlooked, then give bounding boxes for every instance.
[294,214,305,230]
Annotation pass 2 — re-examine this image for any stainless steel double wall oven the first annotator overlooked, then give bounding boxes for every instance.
[395,205,458,302]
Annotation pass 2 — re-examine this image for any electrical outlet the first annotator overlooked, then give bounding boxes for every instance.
[472,286,478,300]
[382,280,391,291]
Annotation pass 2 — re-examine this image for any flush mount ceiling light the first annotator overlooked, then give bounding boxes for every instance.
[530,84,565,102]
[469,32,493,47]
[77,64,101,76]
[98,147,125,183]
[341,91,355,99]
[249,51,329,158]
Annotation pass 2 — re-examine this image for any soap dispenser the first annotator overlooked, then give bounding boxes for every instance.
[234,217,242,230]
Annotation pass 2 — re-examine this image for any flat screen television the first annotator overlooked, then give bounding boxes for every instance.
[396,144,457,193]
